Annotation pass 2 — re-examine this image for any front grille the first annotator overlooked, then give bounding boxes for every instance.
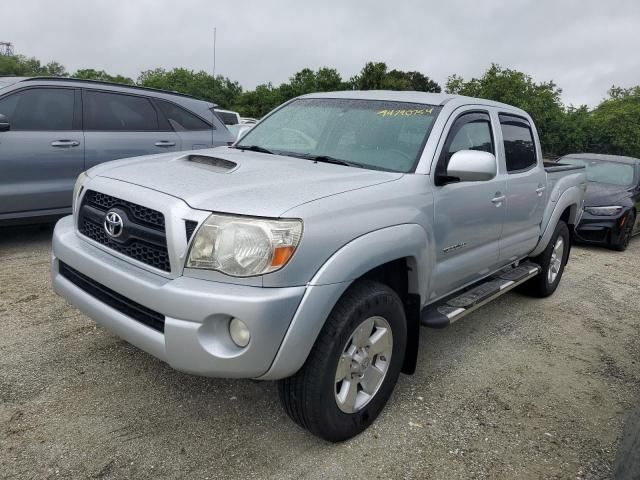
[577,228,608,243]
[87,191,165,229]
[78,191,170,272]
[59,262,165,333]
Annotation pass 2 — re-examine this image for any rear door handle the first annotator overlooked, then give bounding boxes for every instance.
[155,140,176,147]
[536,186,546,196]
[51,140,80,148]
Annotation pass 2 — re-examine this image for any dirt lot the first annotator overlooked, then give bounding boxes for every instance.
[1,225,639,480]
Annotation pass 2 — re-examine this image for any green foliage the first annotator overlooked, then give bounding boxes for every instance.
[233,82,284,118]
[73,69,134,85]
[446,64,566,156]
[351,62,388,90]
[351,62,441,92]
[283,67,343,97]
[385,69,441,92]
[589,86,640,158]
[2,51,639,158]
[446,64,640,158]
[233,67,347,117]
[137,68,242,109]
[0,55,66,76]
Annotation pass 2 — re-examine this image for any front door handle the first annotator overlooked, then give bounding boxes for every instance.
[491,194,506,205]
[536,185,546,196]
[51,140,80,148]
[155,140,176,147]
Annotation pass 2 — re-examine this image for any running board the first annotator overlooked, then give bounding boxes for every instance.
[420,262,541,329]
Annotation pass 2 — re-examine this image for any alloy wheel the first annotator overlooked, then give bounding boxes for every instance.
[334,316,393,414]
[548,236,564,285]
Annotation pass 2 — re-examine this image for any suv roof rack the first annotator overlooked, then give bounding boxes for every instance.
[18,76,212,103]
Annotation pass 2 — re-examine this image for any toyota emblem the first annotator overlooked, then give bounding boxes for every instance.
[104,211,124,238]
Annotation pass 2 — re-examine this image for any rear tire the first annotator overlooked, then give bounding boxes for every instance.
[521,221,570,298]
[278,279,407,442]
[610,211,635,252]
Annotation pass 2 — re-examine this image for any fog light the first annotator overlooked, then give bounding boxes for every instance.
[229,318,250,347]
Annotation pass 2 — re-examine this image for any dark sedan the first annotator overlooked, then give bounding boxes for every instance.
[559,153,640,251]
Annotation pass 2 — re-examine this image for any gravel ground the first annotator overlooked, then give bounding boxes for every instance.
[1,225,639,480]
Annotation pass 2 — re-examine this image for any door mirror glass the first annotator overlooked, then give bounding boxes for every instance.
[447,150,497,182]
[0,113,9,132]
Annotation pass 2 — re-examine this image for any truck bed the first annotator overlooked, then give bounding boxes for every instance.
[543,161,585,173]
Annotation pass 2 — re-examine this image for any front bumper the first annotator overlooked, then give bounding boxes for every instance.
[575,210,628,244]
[52,216,306,378]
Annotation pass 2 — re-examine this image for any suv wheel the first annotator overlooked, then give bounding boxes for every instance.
[278,280,407,442]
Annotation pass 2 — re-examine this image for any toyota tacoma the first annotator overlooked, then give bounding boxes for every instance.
[52,91,586,441]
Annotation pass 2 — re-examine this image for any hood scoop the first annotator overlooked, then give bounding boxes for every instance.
[184,154,238,173]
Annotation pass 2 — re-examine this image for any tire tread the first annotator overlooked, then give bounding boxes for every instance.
[278,279,404,441]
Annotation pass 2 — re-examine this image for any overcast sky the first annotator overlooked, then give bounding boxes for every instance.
[3,0,639,107]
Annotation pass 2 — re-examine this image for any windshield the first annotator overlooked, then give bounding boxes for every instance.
[561,157,636,186]
[236,98,441,173]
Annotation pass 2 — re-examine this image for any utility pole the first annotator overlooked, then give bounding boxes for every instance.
[0,41,14,56]
[212,27,217,101]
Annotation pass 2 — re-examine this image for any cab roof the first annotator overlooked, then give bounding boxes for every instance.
[300,90,529,115]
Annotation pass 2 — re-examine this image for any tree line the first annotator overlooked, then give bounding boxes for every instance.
[1,53,638,159]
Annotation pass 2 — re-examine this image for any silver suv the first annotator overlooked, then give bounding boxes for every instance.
[0,77,234,224]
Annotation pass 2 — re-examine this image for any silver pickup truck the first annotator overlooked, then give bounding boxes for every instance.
[51,91,586,441]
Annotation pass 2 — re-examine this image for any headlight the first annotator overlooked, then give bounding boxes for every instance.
[72,172,88,215]
[585,206,623,216]
[186,214,303,277]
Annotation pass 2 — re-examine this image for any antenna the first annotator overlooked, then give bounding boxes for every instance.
[0,41,14,56]
[212,27,217,100]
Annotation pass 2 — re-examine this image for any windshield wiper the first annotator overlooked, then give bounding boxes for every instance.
[282,152,362,168]
[234,145,274,154]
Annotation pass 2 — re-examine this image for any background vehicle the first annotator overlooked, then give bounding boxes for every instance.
[0,77,234,224]
[227,123,254,142]
[214,108,241,126]
[559,153,640,250]
[51,91,586,441]
[240,117,258,124]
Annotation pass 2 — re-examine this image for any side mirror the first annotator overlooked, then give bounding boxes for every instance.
[0,114,9,132]
[447,150,496,182]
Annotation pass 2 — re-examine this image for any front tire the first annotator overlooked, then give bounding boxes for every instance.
[610,210,635,252]
[278,279,407,442]
[521,220,570,298]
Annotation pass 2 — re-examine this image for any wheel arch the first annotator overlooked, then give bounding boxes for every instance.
[260,224,432,380]
[530,187,583,257]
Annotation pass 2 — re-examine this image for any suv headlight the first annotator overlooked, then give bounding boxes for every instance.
[72,171,88,215]
[186,214,303,277]
[585,206,623,216]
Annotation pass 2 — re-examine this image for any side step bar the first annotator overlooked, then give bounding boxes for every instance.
[420,262,541,329]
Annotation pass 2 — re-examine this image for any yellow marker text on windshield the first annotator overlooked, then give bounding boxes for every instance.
[377,108,434,117]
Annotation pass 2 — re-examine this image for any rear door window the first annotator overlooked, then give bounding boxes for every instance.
[84,90,159,131]
[156,100,211,131]
[499,114,537,172]
[0,88,75,130]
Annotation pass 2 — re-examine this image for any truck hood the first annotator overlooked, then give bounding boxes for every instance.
[92,147,403,217]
